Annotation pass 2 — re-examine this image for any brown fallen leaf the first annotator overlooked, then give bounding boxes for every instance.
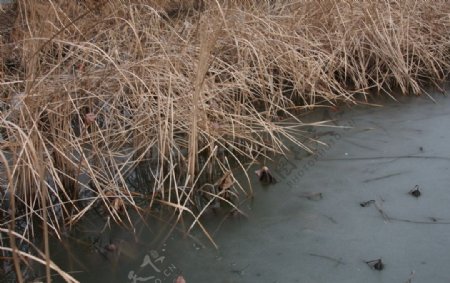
[175,275,186,283]
[84,112,97,126]
[104,190,124,212]
[255,166,276,184]
[217,171,234,191]
[113,197,124,211]
[104,243,117,252]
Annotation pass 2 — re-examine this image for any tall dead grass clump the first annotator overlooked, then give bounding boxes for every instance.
[0,0,449,280]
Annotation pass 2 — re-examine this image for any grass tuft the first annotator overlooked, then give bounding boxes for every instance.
[0,0,449,281]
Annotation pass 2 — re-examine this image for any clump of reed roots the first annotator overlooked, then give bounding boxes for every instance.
[0,0,449,281]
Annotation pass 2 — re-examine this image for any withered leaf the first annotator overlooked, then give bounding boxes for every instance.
[255,166,276,184]
[217,171,234,191]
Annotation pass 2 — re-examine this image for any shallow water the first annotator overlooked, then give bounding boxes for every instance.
[48,87,450,283]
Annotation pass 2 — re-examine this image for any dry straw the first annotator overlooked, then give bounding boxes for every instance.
[0,0,449,281]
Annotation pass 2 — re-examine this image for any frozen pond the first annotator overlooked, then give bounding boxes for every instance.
[50,86,450,283]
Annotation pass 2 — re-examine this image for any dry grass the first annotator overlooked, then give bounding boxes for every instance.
[0,0,449,281]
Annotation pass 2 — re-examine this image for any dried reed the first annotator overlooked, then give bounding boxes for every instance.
[0,0,448,281]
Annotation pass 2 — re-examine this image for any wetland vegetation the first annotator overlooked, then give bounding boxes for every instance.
[0,0,449,281]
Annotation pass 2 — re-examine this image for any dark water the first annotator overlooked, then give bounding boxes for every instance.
[46,87,450,283]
